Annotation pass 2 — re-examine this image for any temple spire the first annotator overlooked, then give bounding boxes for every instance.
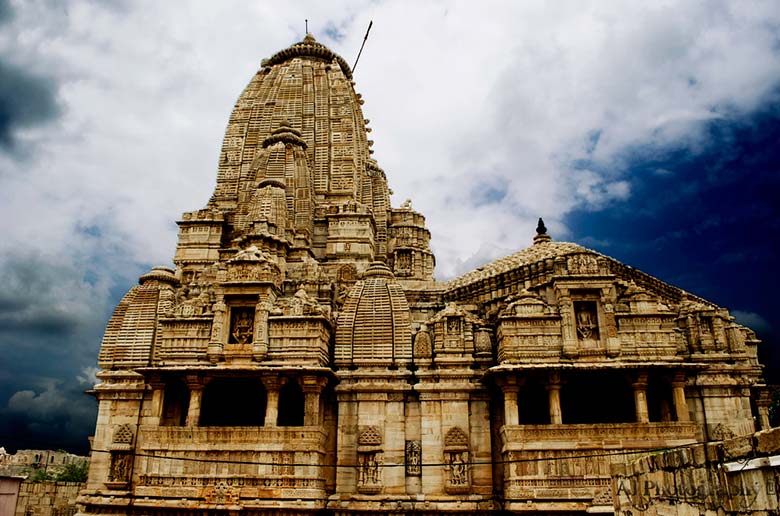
[533,217,552,245]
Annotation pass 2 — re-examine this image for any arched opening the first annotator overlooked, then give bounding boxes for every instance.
[200,378,266,426]
[561,371,634,424]
[161,378,190,426]
[277,379,304,426]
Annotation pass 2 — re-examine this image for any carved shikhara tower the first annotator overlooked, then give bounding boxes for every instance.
[80,35,770,516]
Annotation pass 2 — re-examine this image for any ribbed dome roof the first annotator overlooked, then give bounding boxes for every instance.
[98,267,177,369]
[212,33,373,209]
[335,262,412,367]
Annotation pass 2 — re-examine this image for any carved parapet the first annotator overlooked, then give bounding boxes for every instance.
[225,250,282,288]
[497,295,563,363]
[267,315,331,366]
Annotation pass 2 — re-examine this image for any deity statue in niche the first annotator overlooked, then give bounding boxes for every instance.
[229,307,254,344]
[447,451,468,485]
[574,301,599,341]
[447,317,460,335]
[109,452,131,483]
[358,452,381,486]
[396,250,411,273]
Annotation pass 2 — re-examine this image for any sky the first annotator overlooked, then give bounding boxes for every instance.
[0,0,778,454]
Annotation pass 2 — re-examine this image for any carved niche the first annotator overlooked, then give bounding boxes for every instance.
[356,426,383,493]
[574,301,599,342]
[405,440,422,476]
[108,452,132,485]
[106,424,135,487]
[229,307,254,344]
[413,324,433,362]
[443,427,470,493]
[394,249,412,276]
[425,303,485,357]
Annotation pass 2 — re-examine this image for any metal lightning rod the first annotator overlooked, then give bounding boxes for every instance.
[352,20,373,73]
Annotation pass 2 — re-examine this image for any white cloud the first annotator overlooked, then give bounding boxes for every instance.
[0,0,778,284]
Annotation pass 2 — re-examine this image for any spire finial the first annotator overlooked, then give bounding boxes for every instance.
[533,217,552,245]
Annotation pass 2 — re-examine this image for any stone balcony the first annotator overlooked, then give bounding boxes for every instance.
[501,421,700,451]
[500,422,700,506]
[132,426,330,502]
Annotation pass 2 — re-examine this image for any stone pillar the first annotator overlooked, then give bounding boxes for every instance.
[252,300,273,361]
[672,373,689,422]
[559,293,579,358]
[263,376,280,427]
[302,376,327,426]
[149,381,165,424]
[755,388,771,431]
[633,373,649,424]
[501,379,519,426]
[547,372,563,424]
[185,377,205,427]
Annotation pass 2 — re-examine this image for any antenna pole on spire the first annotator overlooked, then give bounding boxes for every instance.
[352,20,373,73]
[305,19,308,34]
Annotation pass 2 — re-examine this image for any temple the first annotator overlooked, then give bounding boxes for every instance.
[78,34,770,515]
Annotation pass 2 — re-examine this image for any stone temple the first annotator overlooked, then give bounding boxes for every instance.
[79,35,771,515]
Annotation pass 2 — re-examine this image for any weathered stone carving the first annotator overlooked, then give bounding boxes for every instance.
[108,452,132,484]
[413,325,433,360]
[405,440,421,476]
[229,307,254,344]
[112,424,134,445]
[444,427,470,493]
[575,302,599,341]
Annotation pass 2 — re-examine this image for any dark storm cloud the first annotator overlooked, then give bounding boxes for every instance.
[0,59,60,150]
[0,252,114,453]
[0,257,84,336]
[567,100,780,382]
[0,379,96,454]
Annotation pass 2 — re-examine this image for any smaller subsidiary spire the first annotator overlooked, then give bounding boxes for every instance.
[533,217,552,245]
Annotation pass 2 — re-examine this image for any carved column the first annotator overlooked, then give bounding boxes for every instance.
[754,387,771,431]
[185,376,205,427]
[547,372,563,424]
[671,373,689,422]
[302,376,327,426]
[501,379,519,426]
[263,376,281,427]
[252,300,273,361]
[559,292,579,358]
[632,373,649,424]
[207,298,226,363]
[602,288,620,357]
[148,380,165,424]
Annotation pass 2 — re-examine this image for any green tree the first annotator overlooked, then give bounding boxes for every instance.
[56,461,89,483]
[29,469,54,482]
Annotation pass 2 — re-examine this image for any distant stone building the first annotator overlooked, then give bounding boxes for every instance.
[0,451,87,478]
[79,34,771,515]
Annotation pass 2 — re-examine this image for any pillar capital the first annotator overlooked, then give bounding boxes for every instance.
[262,375,282,391]
[185,374,207,390]
[301,375,329,393]
[632,371,648,388]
